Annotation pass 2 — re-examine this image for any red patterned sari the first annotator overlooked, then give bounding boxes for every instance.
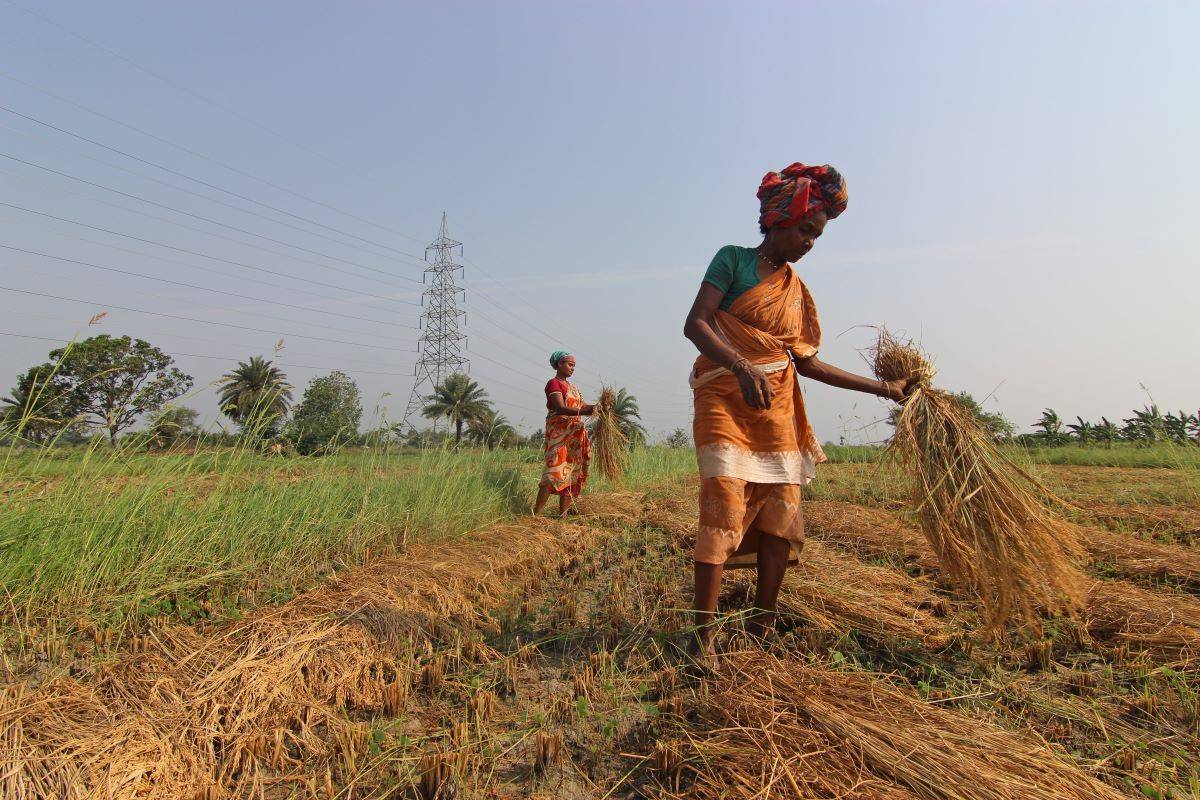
[540,379,590,497]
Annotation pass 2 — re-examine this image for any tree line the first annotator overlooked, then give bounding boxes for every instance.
[887,392,1199,448]
[1024,407,1200,447]
[0,334,650,454]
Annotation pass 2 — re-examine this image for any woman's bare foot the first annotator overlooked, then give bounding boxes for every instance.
[684,631,720,675]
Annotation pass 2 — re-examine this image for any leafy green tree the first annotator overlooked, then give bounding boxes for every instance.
[147,406,202,449]
[49,335,192,445]
[421,373,492,446]
[217,356,293,435]
[466,408,515,450]
[1,364,78,443]
[289,371,362,455]
[665,427,691,448]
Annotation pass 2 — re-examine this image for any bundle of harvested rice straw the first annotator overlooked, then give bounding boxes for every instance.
[591,387,629,482]
[871,330,1086,633]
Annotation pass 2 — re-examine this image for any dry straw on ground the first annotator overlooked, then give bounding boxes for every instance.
[0,513,620,799]
[1085,527,1200,587]
[672,650,1128,800]
[724,540,956,650]
[1084,579,1200,661]
[591,387,629,483]
[872,330,1087,633]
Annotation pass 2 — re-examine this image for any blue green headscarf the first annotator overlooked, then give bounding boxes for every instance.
[550,350,571,368]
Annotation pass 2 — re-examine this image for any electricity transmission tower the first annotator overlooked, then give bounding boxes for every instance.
[402,213,469,431]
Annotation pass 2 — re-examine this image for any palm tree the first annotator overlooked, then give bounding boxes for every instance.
[421,373,492,446]
[601,388,647,447]
[1066,416,1094,445]
[1163,411,1197,445]
[1033,408,1069,446]
[2,365,76,443]
[1095,417,1119,448]
[467,408,515,450]
[1122,405,1166,445]
[217,356,293,433]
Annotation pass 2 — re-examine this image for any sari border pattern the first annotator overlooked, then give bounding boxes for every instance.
[695,442,822,485]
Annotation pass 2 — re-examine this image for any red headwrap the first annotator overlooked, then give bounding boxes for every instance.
[757,163,848,230]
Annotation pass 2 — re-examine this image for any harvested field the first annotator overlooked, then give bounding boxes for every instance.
[1,513,616,799]
[3,465,1198,799]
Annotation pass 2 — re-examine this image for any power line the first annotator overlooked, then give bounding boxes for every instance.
[0,285,416,353]
[0,118,412,267]
[1,0,372,178]
[0,221,404,316]
[0,150,422,286]
[1,244,416,331]
[0,202,419,308]
[461,255,688,396]
[0,94,425,261]
[0,165,423,305]
[0,11,432,249]
[0,330,417,378]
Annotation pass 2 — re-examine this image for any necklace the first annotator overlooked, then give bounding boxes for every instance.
[756,246,782,271]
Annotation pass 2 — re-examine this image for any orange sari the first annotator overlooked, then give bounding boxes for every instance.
[541,380,590,497]
[691,263,826,566]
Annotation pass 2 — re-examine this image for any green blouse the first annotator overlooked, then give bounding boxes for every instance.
[702,245,760,311]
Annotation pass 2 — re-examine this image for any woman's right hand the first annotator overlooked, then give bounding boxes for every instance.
[732,359,772,409]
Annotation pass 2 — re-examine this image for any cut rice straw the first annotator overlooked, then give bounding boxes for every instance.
[669,649,1128,800]
[871,329,1087,634]
[591,387,629,483]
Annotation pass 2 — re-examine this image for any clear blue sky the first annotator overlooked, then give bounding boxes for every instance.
[1,1,1195,441]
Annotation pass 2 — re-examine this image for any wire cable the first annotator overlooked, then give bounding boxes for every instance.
[0,165,424,303]
[0,202,421,308]
[0,330,418,378]
[1,244,416,330]
[0,151,423,285]
[0,285,416,353]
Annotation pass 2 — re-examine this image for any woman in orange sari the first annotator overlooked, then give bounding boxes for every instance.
[533,351,595,517]
[683,163,916,665]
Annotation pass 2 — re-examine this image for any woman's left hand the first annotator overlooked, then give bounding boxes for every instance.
[883,376,920,402]
[581,404,596,415]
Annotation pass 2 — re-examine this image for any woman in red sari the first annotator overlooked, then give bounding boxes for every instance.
[533,351,595,517]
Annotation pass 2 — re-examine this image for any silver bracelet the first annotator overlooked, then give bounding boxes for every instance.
[731,357,750,373]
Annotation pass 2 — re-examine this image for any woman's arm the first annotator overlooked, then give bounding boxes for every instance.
[793,354,914,402]
[684,283,774,409]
